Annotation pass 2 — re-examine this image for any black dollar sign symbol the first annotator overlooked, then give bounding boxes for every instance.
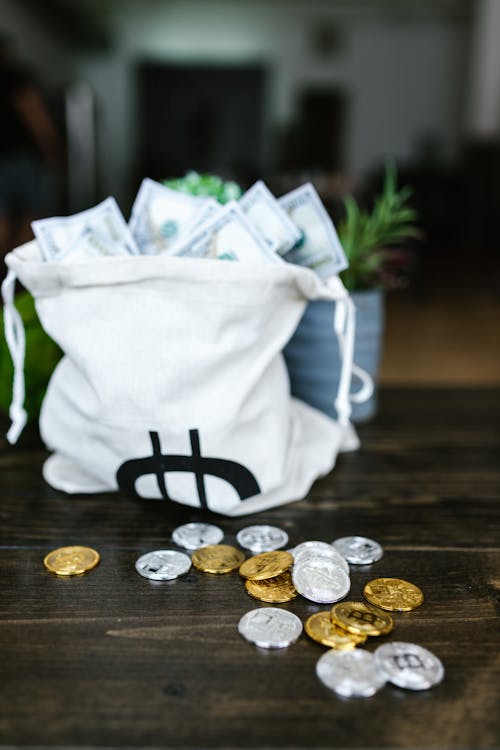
[116,430,260,510]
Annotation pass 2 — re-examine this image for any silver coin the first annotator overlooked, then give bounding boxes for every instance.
[293,540,336,558]
[332,536,383,565]
[236,525,289,553]
[238,607,303,649]
[374,642,444,690]
[172,522,224,550]
[316,649,387,697]
[292,557,350,603]
[135,550,191,581]
[292,541,350,574]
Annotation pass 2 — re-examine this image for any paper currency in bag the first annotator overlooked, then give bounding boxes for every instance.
[186,197,220,233]
[169,201,282,264]
[239,180,301,255]
[279,183,348,279]
[32,197,139,262]
[129,178,214,254]
[59,228,132,264]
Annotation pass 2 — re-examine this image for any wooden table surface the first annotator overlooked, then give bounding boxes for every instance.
[0,387,499,749]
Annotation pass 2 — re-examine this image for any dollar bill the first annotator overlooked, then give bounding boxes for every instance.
[187,197,220,234]
[240,180,301,255]
[128,178,213,254]
[169,201,282,264]
[59,227,132,264]
[278,183,348,279]
[32,197,138,262]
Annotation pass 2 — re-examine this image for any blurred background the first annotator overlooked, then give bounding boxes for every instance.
[1,0,499,388]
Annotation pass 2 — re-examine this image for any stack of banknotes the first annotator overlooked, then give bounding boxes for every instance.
[31,178,348,280]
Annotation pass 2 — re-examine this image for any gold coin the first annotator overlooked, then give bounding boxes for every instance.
[191,544,245,574]
[331,601,394,636]
[245,571,298,603]
[43,545,100,576]
[239,550,293,580]
[305,611,367,649]
[363,577,424,612]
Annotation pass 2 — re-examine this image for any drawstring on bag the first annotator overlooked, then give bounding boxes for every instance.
[328,275,374,425]
[1,270,27,444]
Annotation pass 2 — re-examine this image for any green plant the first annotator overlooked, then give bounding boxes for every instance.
[0,292,61,423]
[338,166,420,292]
[163,171,242,204]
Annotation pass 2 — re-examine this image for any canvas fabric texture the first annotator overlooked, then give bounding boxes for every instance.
[3,240,363,516]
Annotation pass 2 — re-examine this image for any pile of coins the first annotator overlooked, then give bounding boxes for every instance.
[290,541,350,603]
[239,551,296,603]
[311,596,443,696]
[316,641,444,697]
[43,524,443,697]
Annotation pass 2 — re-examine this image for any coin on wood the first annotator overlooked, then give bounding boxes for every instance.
[331,601,394,636]
[43,546,100,576]
[191,544,245,574]
[305,611,367,649]
[245,571,298,603]
[364,578,424,612]
[292,557,350,604]
[332,535,383,565]
[291,541,349,574]
[239,550,293,581]
[238,607,302,649]
[236,525,289,554]
[172,522,223,550]
[374,642,444,690]
[135,550,191,580]
[316,649,386,697]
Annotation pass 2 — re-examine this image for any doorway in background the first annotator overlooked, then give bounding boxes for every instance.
[137,63,267,188]
[298,88,347,172]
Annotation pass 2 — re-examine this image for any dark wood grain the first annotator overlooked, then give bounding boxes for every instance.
[0,387,499,749]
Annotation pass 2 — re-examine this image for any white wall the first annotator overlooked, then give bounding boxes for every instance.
[77,0,469,202]
[465,0,500,137]
[1,0,471,206]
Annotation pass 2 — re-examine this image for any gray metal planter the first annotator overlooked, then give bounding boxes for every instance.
[283,289,384,423]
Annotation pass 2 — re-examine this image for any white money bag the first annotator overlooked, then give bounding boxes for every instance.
[2,241,367,516]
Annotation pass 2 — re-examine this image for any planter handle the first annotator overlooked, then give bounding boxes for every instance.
[334,296,374,419]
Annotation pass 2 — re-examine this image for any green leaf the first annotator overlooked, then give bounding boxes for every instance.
[338,164,420,291]
[0,292,62,422]
[163,172,242,204]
